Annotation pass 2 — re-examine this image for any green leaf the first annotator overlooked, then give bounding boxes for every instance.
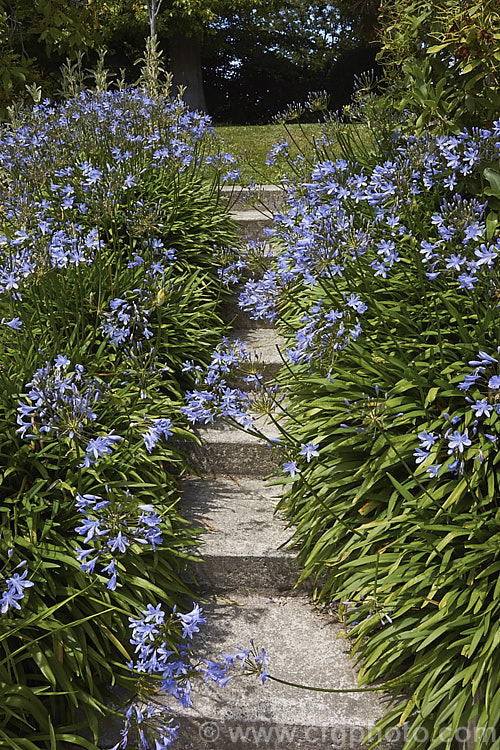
[425,387,440,405]
[48,715,57,750]
[486,211,499,240]
[386,473,415,504]
[426,43,451,55]
[484,168,500,200]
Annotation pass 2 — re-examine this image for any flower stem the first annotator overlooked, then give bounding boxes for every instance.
[267,673,387,693]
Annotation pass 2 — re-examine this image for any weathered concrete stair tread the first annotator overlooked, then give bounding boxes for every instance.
[182,477,288,555]
[231,208,274,221]
[181,477,299,592]
[232,327,284,365]
[191,418,281,477]
[221,184,286,212]
[221,184,285,195]
[225,327,284,385]
[166,595,400,750]
[231,209,274,242]
[197,415,281,443]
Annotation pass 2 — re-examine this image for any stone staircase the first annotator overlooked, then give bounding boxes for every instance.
[168,187,402,750]
[95,186,402,750]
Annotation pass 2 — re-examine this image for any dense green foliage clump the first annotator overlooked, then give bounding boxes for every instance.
[0,86,238,748]
[226,109,500,747]
[376,0,500,132]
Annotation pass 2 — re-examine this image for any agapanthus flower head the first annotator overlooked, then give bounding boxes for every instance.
[143,417,173,453]
[202,639,270,688]
[176,603,206,640]
[101,294,153,349]
[299,442,320,462]
[1,561,35,614]
[1,316,22,329]
[125,602,208,711]
[282,460,300,477]
[471,399,493,418]
[414,447,430,464]
[17,357,103,441]
[75,487,164,589]
[79,431,122,468]
[110,701,179,750]
[181,337,257,428]
[418,430,438,450]
[488,375,500,391]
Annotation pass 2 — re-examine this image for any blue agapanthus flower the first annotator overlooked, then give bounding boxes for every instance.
[143,417,173,453]
[17,357,103,441]
[75,489,164,590]
[79,431,122,468]
[1,562,35,615]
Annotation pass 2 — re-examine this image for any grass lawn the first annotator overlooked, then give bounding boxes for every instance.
[214,123,324,183]
[214,122,375,183]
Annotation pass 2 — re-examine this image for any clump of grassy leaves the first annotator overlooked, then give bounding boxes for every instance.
[0,82,239,747]
[207,92,500,747]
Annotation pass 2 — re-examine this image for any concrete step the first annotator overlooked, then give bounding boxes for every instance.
[226,328,284,386]
[222,184,286,213]
[94,603,400,750]
[181,477,300,594]
[188,418,282,478]
[165,595,401,750]
[236,327,283,362]
[220,294,274,329]
[231,209,275,242]
[231,204,274,219]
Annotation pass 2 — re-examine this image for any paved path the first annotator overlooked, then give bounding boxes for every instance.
[168,186,401,750]
[94,186,401,750]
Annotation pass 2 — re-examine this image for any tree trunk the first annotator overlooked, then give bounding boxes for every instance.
[146,0,162,39]
[168,32,208,113]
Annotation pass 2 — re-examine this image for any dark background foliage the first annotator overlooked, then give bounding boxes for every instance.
[0,0,382,123]
[202,41,380,124]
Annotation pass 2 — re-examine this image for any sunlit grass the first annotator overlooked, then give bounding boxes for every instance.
[214,123,324,183]
[214,122,375,183]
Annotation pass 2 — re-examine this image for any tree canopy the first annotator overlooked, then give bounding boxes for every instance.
[202,2,380,122]
[0,0,99,106]
[0,0,382,121]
